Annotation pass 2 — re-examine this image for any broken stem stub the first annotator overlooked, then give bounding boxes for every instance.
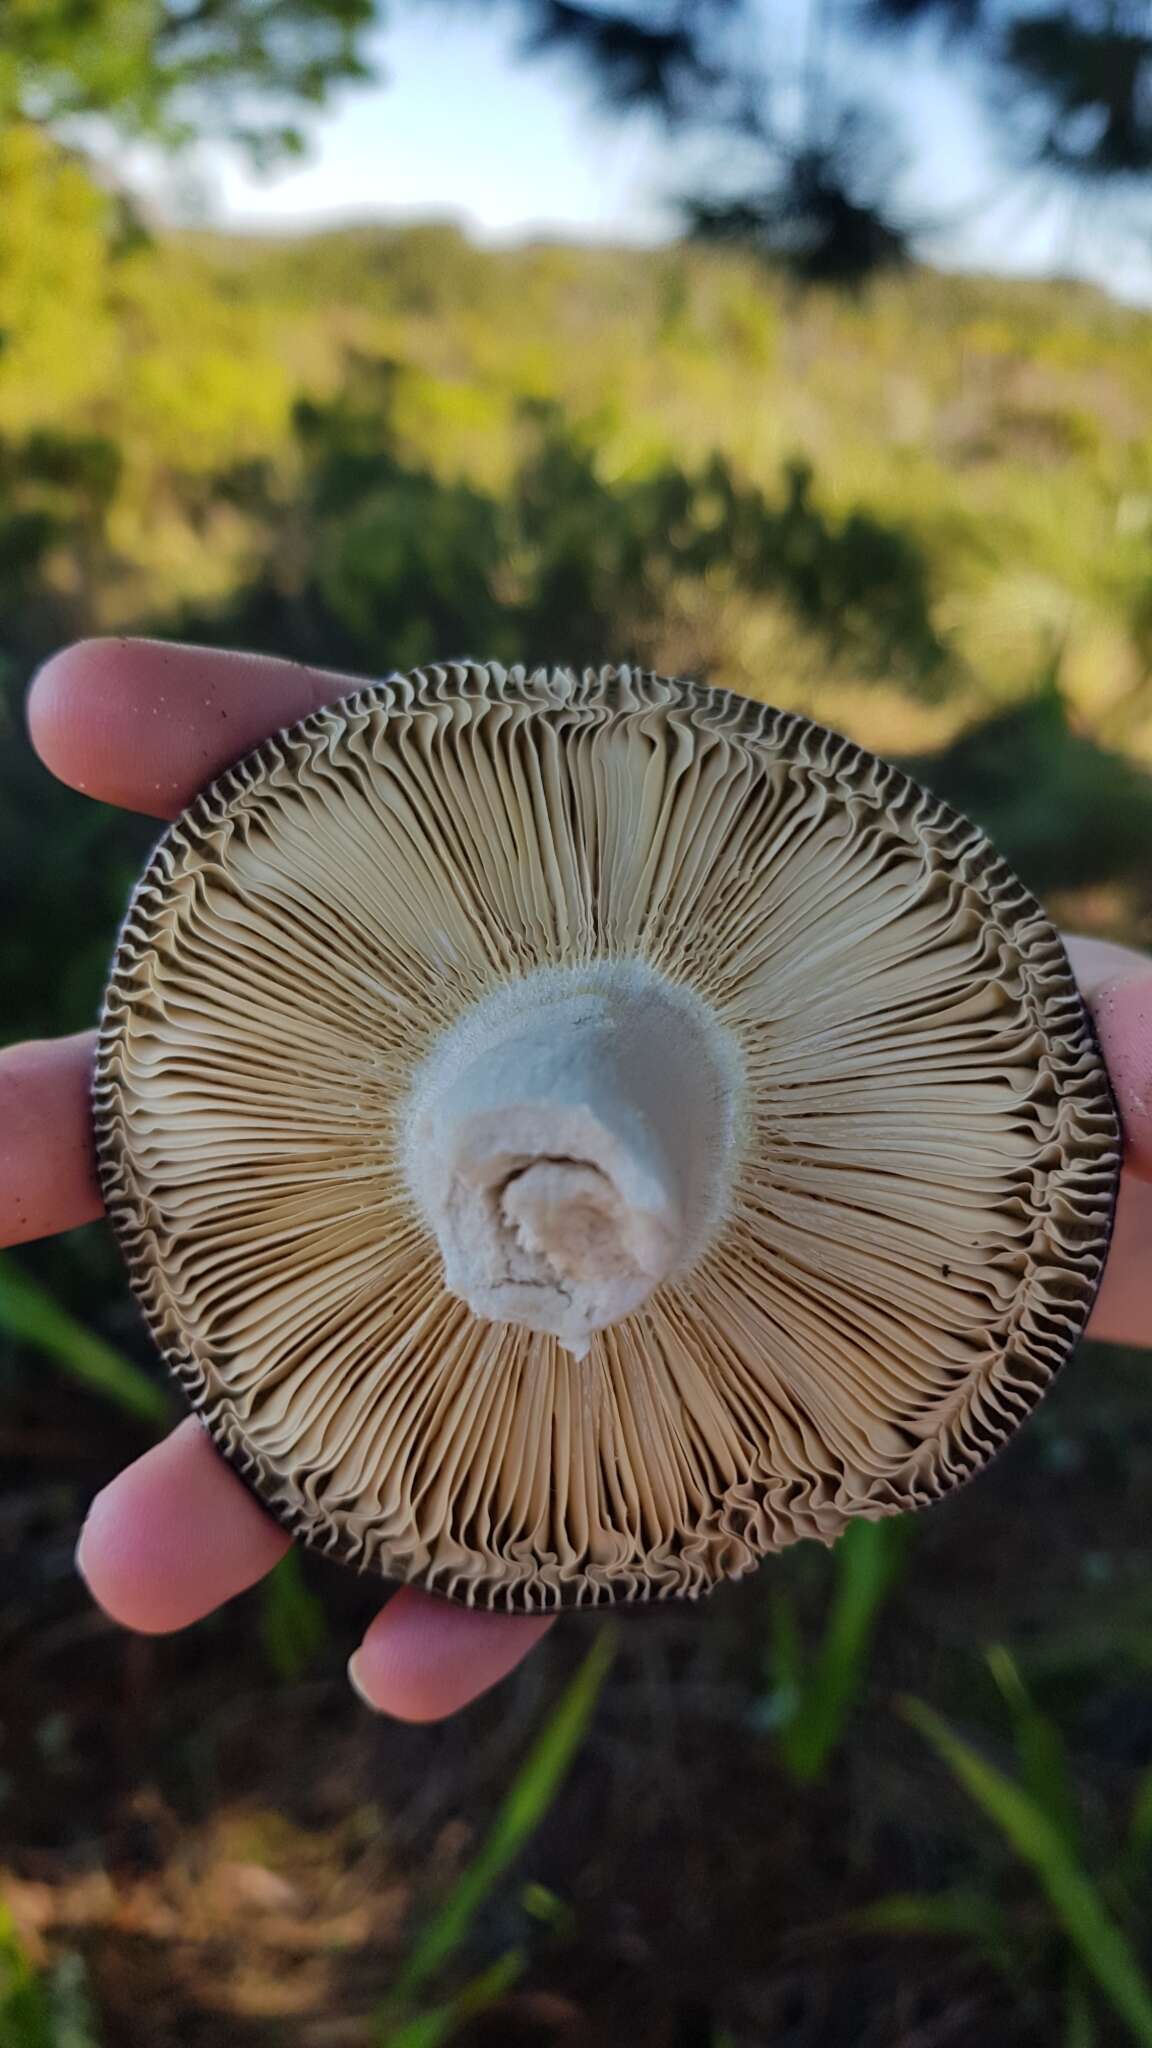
[402,960,743,1356]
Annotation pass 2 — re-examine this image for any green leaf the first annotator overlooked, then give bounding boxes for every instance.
[776,1518,903,1783]
[844,1888,1006,1944]
[259,1551,328,1683]
[388,1626,615,2014]
[381,1949,525,2048]
[0,1253,168,1426]
[906,1698,1152,2047]
[987,1645,1080,1849]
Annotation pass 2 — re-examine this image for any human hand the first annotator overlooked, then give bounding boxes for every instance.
[4,639,555,1720]
[5,642,1149,1717]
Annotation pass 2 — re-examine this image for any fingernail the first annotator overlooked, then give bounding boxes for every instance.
[73,1490,108,1589]
[347,1650,380,1712]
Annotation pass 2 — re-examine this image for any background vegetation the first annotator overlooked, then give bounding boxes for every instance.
[4,1,1152,2041]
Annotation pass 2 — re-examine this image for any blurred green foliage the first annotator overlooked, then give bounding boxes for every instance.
[175,381,948,687]
[0,1899,100,2048]
[460,3,1152,284]
[9,162,1121,1026]
[903,1667,1152,2045]
[0,0,375,163]
[904,667,1152,898]
[2,142,1150,1060]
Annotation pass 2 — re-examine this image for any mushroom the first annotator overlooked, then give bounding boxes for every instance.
[94,663,1120,1609]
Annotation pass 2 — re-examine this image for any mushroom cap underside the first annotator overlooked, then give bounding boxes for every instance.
[94,663,1120,1610]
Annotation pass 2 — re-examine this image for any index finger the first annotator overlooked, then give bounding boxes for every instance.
[27,638,369,819]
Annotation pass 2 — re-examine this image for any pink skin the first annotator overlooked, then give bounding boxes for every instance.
[7,638,1151,1720]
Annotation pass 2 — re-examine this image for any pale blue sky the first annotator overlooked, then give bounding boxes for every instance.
[153,6,1150,303]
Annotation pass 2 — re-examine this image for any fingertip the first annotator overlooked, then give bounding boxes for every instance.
[75,1482,169,1636]
[77,1417,291,1634]
[26,640,110,797]
[28,638,216,816]
[349,1588,554,1722]
[347,1649,383,1714]
[27,637,366,818]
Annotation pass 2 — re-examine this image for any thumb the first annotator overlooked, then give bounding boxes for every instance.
[1084,968,1152,1184]
[1062,935,1152,1182]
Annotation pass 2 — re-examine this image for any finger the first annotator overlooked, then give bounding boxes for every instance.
[1084,974,1152,1183]
[1065,935,1152,1184]
[76,1416,290,1633]
[28,638,368,820]
[0,1032,102,1245]
[348,1588,554,1723]
[1086,1171,1152,1346]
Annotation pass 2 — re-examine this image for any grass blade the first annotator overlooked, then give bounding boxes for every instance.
[0,1253,168,1425]
[259,1550,328,1682]
[777,1519,903,1782]
[987,1645,1079,1848]
[906,1698,1152,2047]
[381,1949,525,2048]
[787,1888,1013,1978]
[389,1624,615,2012]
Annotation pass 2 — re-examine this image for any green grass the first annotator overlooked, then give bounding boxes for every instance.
[4,147,1152,749]
[818,1647,1152,2042]
[378,1624,616,2046]
[986,1643,1080,1850]
[0,1253,168,1425]
[905,1692,1152,2045]
[768,1517,905,1783]
[381,1951,527,2048]
[259,1549,329,1682]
